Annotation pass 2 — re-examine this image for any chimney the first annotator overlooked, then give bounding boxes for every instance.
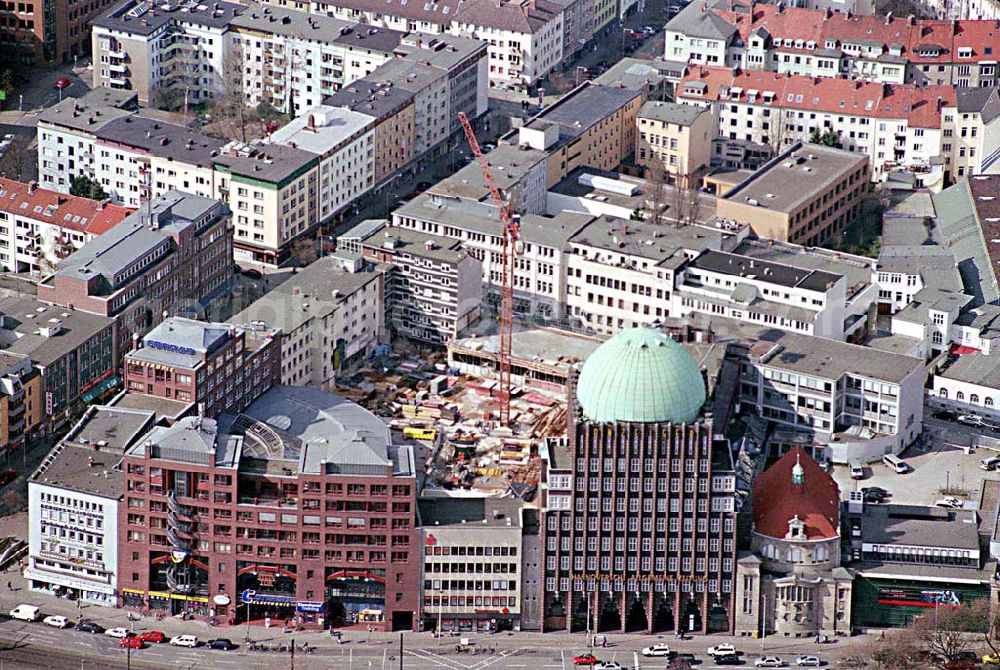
[885,11,892,24]
[307,114,316,130]
[28,181,37,194]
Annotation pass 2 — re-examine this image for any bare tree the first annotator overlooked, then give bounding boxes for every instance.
[210,45,252,143]
[291,237,319,266]
[862,629,922,670]
[765,109,791,156]
[910,600,988,669]
[644,159,669,222]
[670,170,702,226]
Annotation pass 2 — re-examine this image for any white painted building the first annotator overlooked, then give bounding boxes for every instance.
[26,407,157,607]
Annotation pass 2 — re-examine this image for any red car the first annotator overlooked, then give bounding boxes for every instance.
[119,637,144,649]
[574,654,600,666]
[0,470,16,486]
[54,77,71,90]
[139,630,166,644]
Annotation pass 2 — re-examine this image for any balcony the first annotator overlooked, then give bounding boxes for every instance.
[108,62,128,74]
[106,48,126,59]
[108,76,128,87]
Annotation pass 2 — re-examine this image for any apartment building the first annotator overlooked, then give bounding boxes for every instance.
[36,88,138,194]
[504,82,643,186]
[229,5,401,115]
[563,215,722,337]
[448,0,563,92]
[26,406,156,606]
[0,297,116,424]
[676,67,994,182]
[123,317,281,417]
[324,81,417,185]
[635,101,713,185]
[0,355,40,458]
[268,107,374,222]
[118,386,421,629]
[308,0,461,34]
[91,0,243,108]
[714,142,870,245]
[366,61,449,157]
[428,143,549,214]
[35,191,233,363]
[418,497,526,633]
[340,219,482,344]
[0,178,131,275]
[665,1,1000,87]
[230,253,385,387]
[738,331,925,463]
[393,194,592,321]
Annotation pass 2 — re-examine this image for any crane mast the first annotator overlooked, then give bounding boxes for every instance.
[457,112,520,426]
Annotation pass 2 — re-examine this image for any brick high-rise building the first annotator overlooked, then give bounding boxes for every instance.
[540,327,738,634]
[36,191,233,365]
[123,317,280,417]
[118,385,421,630]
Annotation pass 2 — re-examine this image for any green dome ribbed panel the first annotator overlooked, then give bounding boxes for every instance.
[576,327,706,424]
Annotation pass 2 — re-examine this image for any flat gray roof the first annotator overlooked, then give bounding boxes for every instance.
[229,256,384,334]
[344,219,469,263]
[132,416,242,469]
[394,33,486,70]
[368,59,447,93]
[94,116,228,168]
[451,326,602,373]
[749,331,922,384]
[723,142,868,215]
[691,248,843,292]
[126,317,232,369]
[231,2,352,38]
[735,238,874,301]
[397,195,593,250]
[638,100,708,126]
[38,88,137,132]
[268,106,375,156]
[428,144,548,202]
[324,79,414,120]
[94,0,242,35]
[570,214,720,263]
[109,391,193,422]
[0,297,113,367]
[939,353,1000,389]
[418,497,522,528]
[594,58,671,91]
[213,142,318,185]
[507,82,640,146]
[31,406,157,498]
[932,179,1000,306]
[893,288,971,325]
[861,504,981,551]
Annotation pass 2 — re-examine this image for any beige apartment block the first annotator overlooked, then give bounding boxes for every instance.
[636,100,712,187]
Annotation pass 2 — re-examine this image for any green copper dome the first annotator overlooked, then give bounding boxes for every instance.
[576,327,706,424]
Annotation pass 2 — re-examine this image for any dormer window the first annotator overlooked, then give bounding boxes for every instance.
[958,47,973,58]
[785,514,806,541]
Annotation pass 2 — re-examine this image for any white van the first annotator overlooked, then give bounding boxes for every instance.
[981,456,1000,471]
[882,454,909,474]
[170,634,199,648]
[9,605,40,622]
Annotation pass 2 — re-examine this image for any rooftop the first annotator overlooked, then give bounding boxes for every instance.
[126,317,233,369]
[938,353,1000,389]
[394,32,486,70]
[452,0,562,33]
[268,106,375,156]
[31,406,156,497]
[753,446,839,540]
[450,326,603,375]
[593,58,672,91]
[334,23,406,52]
[893,287,971,325]
[570,214,720,265]
[94,116,227,168]
[213,141,318,186]
[367,59,447,94]
[932,177,1000,306]
[721,142,869,215]
[131,416,241,469]
[428,144,548,203]
[229,255,385,334]
[735,238,874,301]
[109,391,193,422]
[344,219,470,263]
[418,497,523,528]
[324,79,415,120]
[38,87,138,133]
[93,0,243,35]
[748,330,922,383]
[0,297,113,367]
[0,178,130,237]
[861,504,981,551]
[638,100,708,126]
[690,248,844,293]
[231,3,352,39]
[514,83,640,146]
[312,0,461,26]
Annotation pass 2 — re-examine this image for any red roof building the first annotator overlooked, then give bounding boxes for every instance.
[752,446,840,541]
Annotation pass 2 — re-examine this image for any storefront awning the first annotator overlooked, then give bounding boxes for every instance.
[81,375,120,403]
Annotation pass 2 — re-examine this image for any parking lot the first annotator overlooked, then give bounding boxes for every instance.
[829,410,995,508]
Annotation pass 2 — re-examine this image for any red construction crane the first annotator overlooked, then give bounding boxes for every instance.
[457,112,520,426]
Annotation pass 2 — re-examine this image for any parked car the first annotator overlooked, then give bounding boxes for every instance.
[981,456,1000,471]
[240,268,264,280]
[755,657,784,668]
[642,643,672,657]
[170,634,199,648]
[139,630,166,643]
[850,463,865,480]
[75,621,104,634]
[42,615,70,628]
[641,25,657,35]
[717,655,745,666]
[933,409,958,421]
[594,663,624,670]
[9,605,40,622]
[936,496,963,509]
[105,627,131,639]
[796,657,821,667]
[207,638,235,651]
[54,77,71,90]
[671,652,698,663]
[573,654,600,666]
[0,470,17,486]
[957,414,985,426]
[946,652,978,670]
[120,637,144,649]
[709,644,738,656]
[983,653,1000,665]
